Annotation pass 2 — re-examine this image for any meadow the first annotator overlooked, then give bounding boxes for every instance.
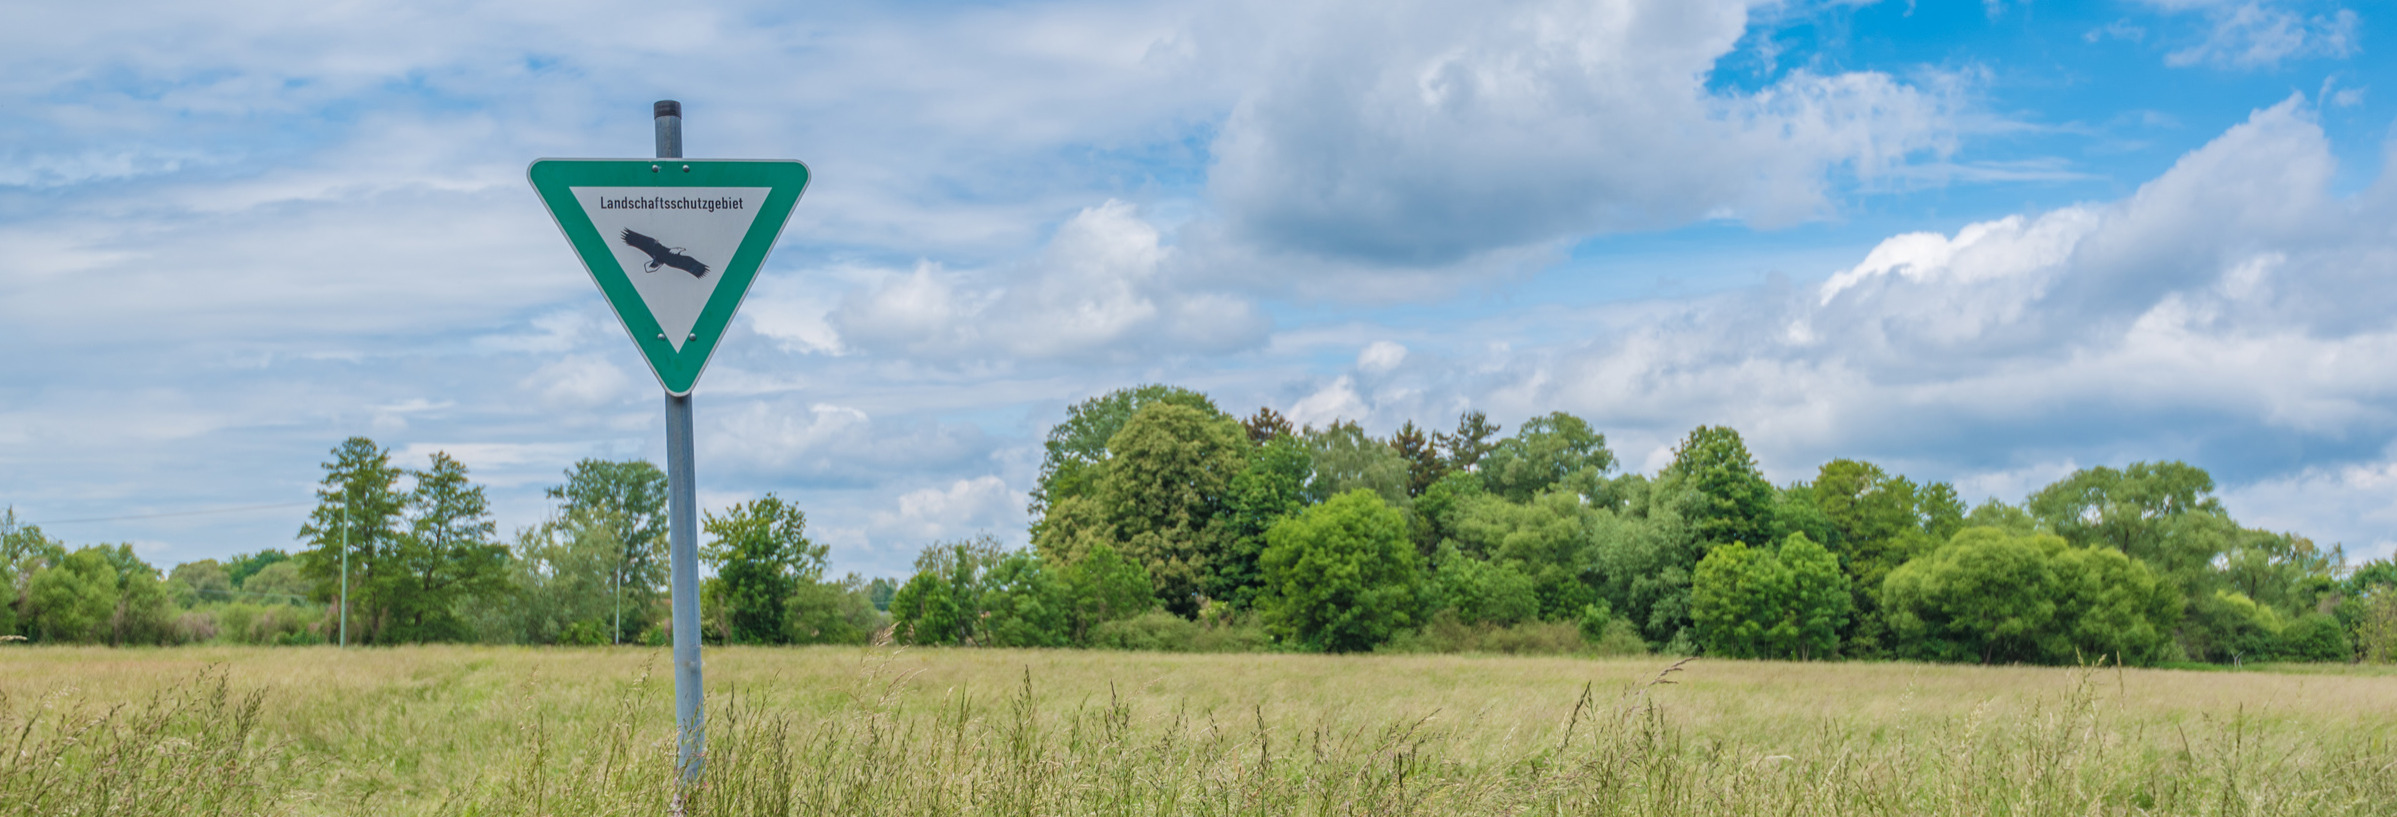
[3,645,2393,816]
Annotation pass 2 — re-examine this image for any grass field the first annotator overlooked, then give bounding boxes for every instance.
[4,646,2394,815]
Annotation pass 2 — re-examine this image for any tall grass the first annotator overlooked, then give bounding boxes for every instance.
[3,647,2392,815]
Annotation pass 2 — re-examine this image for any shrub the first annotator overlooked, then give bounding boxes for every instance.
[1260,490,1426,652]
[1089,611,1200,652]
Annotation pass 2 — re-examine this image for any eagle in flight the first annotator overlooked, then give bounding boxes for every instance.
[619,229,710,278]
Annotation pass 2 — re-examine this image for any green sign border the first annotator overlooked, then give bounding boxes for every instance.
[528,158,811,396]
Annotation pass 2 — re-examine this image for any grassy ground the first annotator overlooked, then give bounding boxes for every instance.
[4,645,2393,815]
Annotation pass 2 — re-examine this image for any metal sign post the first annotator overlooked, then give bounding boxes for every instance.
[655,100,708,785]
[529,101,810,789]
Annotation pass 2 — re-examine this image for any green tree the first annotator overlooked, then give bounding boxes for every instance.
[1665,426,1777,551]
[1260,490,1426,652]
[1099,403,1249,616]
[888,572,961,645]
[169,559,233,606]
[701,495,823,645]
[1390,420,1446,498]
[25,544,172,645]
[787,574,884,645]
[1882,528,2062,664]
[295,437,406,644]
[1445,490,1597,619]
[26,548,118,643]
[1691,540,1793,659]
[1208,434,1311,608]
[1303,421,1411,508]
[467,511,618,644]
[1477,412,1613,503]
[1437,411,1502,473]
[390,452,507,642]
[980,552,1070,647]
[2046,544,2181,665]
[224,549,289,591]
[546,459,669,640]
[1433,547,1539,626]
[1780,533,1851,659]
[2028,462,2233,587]
[1065,543,1155,641]
[1031,384,1223,521]
[888,536,1007,646]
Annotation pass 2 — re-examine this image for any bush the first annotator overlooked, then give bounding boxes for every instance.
[2279,613,2351,662]
[1381,610,1647,656]
[1089,611,1201,651]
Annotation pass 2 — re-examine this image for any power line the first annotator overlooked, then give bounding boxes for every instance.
[34,502,316,526]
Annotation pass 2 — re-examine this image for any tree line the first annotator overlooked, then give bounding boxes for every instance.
[0,438,889,647]
[872,384,2397,664]
[5,384,2396,665]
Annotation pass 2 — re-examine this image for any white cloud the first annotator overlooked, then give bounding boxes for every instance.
[2138,1,2359,69]
[1199,0,1962,273]
[868,475,1023,548]
[830,200,1269,364]
[1357,341,1408,374]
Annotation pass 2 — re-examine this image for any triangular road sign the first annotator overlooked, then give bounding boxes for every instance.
[528,159,810,395]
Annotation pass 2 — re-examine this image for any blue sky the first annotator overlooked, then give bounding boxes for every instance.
[5,0,2396,575]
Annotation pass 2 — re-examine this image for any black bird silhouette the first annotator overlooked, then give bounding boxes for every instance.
[619,229,710,278]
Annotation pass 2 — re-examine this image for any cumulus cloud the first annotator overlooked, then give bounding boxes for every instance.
[1198,0,1961,276]
[868,475,1023,548]
[829,200,1269,364]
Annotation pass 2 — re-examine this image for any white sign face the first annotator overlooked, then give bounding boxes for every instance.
[569,186,770,351]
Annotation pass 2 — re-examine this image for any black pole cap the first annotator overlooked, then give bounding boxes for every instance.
[654,100,681,118]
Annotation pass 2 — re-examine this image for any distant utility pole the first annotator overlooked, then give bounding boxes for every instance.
[340,503,350,648]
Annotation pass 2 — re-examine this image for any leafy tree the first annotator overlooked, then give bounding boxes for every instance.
[2182,589,2284,663]
[1260,490,1426,652]
[1664,426,1777,551]
[888,536,1007,646]
[25,544,172,645]
[701,494,823,645]
[1031,384,1223,521]
[1209,434,1311,608]
[1780,533,1851,658]
[26,548,119,643]
[786,575,882,645]
[1477,412,1613,503]
[295,437,406,644]
[1065,543,1155,641]
[1807,460,1937,655]
[888,572,960,645]
[1445,490,1596,619]
[1434,547,1539,626]
[1882,528,2062,664]
[979,552,1070,647]
[546,459,669,639]
[224,549,289,591]
[240,561,313,602]
[1919,482,1967,541]
[1438,411,1502,473]
[1099,403,1249,616]
[1303,421,1411,507]
[1691,540,1794,659]
[468,511,618,645]
[170,559,233,606]
[390,452,506,642]
[2028,462,2233,587]
[2044,544,2180,665]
